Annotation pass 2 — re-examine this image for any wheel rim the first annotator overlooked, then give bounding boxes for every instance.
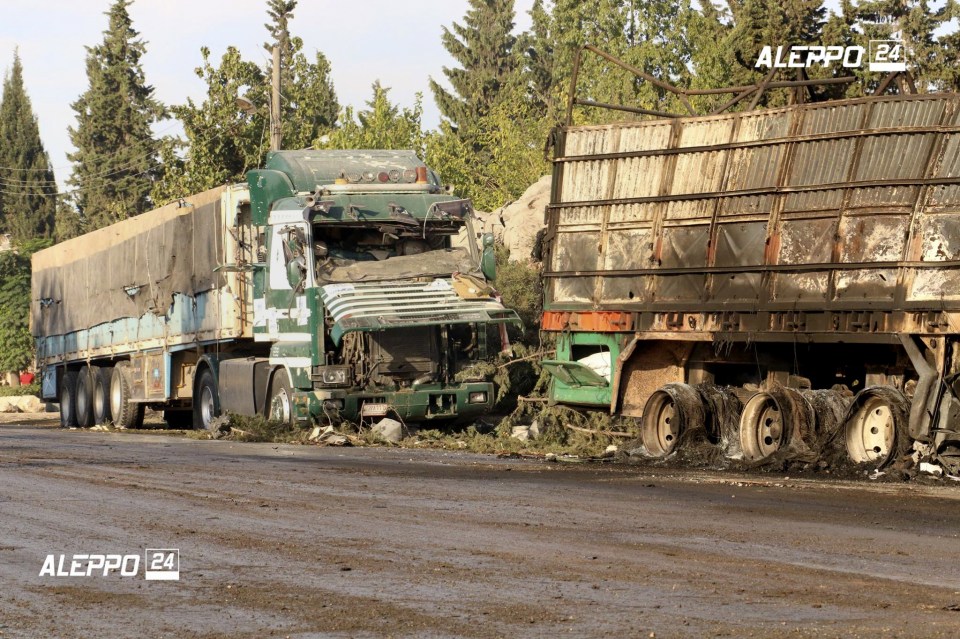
[76,375,90,420]
[200,385,216,428]
[845,396,896,463]
[93,379,106,422]
[740,393,784,461]
[110,373,123,419]
[61,385,73,424]
[642,390,680,457]
[269,388,291,423]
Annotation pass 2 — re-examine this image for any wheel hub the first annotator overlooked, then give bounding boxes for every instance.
[846,396,896,463]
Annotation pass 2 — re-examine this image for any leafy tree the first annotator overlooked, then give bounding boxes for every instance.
[153,0,338,202]
[427,79,550,211]
[53,197,85,242]
[263,0,339,149]
[152,47,267,202]
[938,3,960,91]
[318,82,425,155]
[0,51,56,242]
[846,0,953,93]
[67,0,164,229]
[525,0,702,123]
[430,0,520,132]
[0,249,37,373]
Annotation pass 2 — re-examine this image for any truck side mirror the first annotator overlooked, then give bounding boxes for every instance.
[281,227,308,290]
[481,233,496,281]
[286,255,307,289]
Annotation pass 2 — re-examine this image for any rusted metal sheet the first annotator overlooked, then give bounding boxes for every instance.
[545,93,960,330]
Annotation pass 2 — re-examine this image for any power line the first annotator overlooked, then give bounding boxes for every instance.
[0,168,157,200]
[0,117,258,198]
[0,119,183,173]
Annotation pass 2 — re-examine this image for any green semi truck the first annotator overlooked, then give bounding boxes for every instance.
[31,150,519,430]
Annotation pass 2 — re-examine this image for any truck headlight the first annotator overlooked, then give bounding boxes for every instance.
[468,391,487,404]
[316,365,350,387]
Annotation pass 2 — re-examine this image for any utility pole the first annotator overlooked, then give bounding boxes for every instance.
[270,45,282,151]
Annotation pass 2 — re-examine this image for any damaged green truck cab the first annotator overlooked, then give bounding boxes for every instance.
[246,150,520,425]
[32,149,519,432]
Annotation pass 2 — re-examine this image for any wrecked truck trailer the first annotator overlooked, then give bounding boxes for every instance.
[540,46,960,470]
[31,149,520,430]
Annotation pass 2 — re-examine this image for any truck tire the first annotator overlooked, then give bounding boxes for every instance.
[266,369,294,426]
[110,365,144,429]
[92,366,113,426]
[60,370,79,428]
[75,367,95,428]
[194,369,221,431]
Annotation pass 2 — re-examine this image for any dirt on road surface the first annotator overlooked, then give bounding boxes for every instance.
[3,422,960,638]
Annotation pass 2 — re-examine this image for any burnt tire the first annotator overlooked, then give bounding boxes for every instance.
[194,369,221,431]
[640,383,706,457]
[843,386,910,467]
[110,365,144,429]
[75,367,95,428]
[59,370,79,428]
[266,369,294,426]
[92,366,113,426]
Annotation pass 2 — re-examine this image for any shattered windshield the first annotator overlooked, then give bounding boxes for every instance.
[312,223,479,283]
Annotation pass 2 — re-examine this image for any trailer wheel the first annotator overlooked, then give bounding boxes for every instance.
[640,383,705,457]
[739,387,817,463]
[92,366,113,426]
[844,387,910,467]
[110,365,144,429]
[741,395,783,460]
[266,369,293,426]
[194,369,221,431]
[75,367,95,428]
[60,370,79,428]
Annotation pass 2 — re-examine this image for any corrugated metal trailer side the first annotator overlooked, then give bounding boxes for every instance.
[546,93,960,321]
[542,92,960,468]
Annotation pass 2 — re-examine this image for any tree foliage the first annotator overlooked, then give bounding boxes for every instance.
[318,82,425,155]
[152,47,267,202]
[0,247,42,373]
[426,79,550,211]
[430,0,521,132]
[0,51,56,243]
[67,0,164,229]
[263,0,339,149]
[153,0,338,202]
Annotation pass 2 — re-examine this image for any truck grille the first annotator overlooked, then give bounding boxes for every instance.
[368,327,438,385]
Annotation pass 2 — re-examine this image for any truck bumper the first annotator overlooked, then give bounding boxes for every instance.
[294,382,495,423]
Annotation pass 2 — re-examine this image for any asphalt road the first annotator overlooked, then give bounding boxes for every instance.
[3,422,960,638]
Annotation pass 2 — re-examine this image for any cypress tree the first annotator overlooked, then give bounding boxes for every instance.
[429,0,520,132]
[67,0,164,229]
[0,51,56,242]
[524,0,558,119]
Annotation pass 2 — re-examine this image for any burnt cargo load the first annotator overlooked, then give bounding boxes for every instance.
[541,53,960,468]
[32,150,520,430]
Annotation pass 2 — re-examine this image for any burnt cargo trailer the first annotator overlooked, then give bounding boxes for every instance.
[541,51,960,467]
[32,150,519,430]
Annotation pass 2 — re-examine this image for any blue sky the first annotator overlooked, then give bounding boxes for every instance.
[0,0,534,187]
